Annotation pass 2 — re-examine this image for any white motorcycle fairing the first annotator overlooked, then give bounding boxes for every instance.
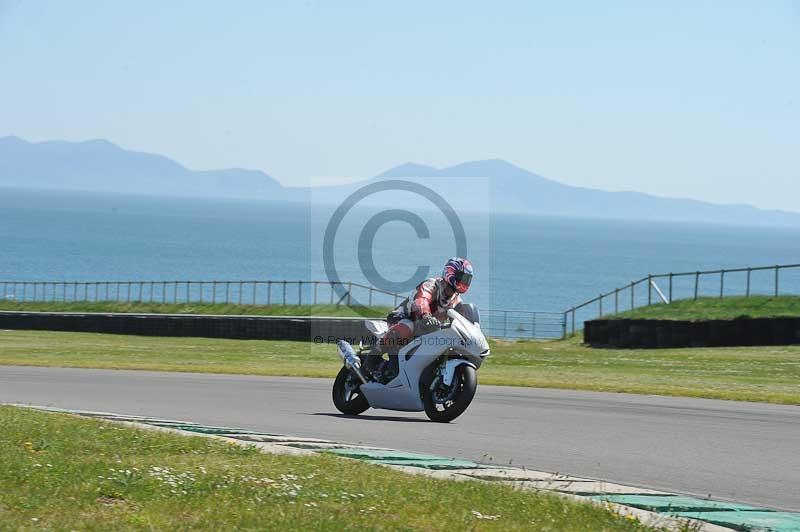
[354,309,489,412]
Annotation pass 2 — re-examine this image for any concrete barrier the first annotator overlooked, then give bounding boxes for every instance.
[0,311,376,344]
[584,317,800,348]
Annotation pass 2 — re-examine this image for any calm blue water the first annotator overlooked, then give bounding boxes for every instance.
[2,188,799,324]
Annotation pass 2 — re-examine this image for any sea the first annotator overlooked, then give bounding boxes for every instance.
[2,187,799,330]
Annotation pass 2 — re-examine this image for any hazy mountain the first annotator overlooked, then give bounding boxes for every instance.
[2,135,798,226]
[0,136,283,199]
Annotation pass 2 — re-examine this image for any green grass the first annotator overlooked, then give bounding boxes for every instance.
[0,301,391,318]
[1,330,798,405]
[611,296,800,321]
[0,406,654,531]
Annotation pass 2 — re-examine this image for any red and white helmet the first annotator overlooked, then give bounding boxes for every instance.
[442,257,473,294]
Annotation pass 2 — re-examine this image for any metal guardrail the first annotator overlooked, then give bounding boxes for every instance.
[0,279,403,308]
[563,262,800,337]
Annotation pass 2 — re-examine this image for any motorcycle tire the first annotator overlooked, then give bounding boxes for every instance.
[423,364,477,423]
[332,366,370,415]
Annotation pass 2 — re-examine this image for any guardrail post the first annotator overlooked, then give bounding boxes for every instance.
[647,274,652,305]
[775,265,780,296]
[746,268,751,297]
[719,270,725,299]
[694,272,700,300]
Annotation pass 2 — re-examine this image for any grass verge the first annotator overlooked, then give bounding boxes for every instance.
[611,296,800,321]
[1,330,798,404]
[0,405,654,531]
[0,301,391,318]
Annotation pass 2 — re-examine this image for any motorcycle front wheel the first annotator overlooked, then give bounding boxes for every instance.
[423,365,477,423]
[332,366,370,415]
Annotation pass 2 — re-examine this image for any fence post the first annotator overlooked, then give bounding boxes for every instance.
[252,282,257,305]
[746,268,751,297]
[369,287,373,307]
[598,295,603,317]
[571,308,576,336]
[63,283,67,302]
[268,281,272,305]
[225,281,230,304]
[694,272,700,300]
[775,265,779,296]
[212,281,217,304]
[647,275,652,305]
[299,281,303,305]
[127,282,132,303]
[503,310,508,337]
[347,281,352,306]
[186,282,190,303]
[720,270,725,299]
[330,282,334,305]
[630,281,635,309]
[562,311,568,339]
[199,282,204,303]
[313,281,318,305]
[83,283,88,301]
[614,288,619,314]
[282,281,287,305]
[668,273,674,303]
[162,282,167,303]
[531,313,536,339]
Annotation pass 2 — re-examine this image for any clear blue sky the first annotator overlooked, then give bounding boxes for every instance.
[1,1,798,209]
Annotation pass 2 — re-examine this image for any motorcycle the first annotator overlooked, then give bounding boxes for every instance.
[331,304,490,423]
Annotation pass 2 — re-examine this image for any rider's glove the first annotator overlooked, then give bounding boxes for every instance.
[419,313,441,334]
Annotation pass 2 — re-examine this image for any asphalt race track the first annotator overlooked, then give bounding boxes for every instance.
[2,366,798,512]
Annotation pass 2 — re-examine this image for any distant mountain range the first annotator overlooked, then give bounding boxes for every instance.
[2,135,798,226]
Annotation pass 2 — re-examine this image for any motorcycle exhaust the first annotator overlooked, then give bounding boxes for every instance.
[336,340,368,384]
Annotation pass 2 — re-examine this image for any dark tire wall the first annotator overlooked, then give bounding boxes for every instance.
[584,317,800,348]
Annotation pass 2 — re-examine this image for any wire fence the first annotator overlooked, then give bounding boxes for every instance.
[481,309,566,339]
[0,279,403,309]
[563,263,800,336]
[0,278,569,340]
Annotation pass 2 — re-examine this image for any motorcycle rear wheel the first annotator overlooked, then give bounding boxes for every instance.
[332,366,370,415]
[423,365,477,423]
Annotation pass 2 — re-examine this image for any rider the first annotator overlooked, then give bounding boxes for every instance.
[366,257,474,381]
